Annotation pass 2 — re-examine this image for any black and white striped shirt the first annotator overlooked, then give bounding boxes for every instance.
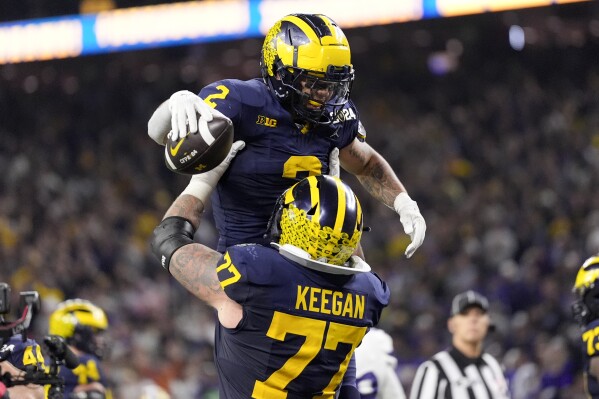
[409,347,510,399]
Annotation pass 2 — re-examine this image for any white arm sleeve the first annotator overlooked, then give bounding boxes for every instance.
[148,100,172,145]
[379,365,406,399]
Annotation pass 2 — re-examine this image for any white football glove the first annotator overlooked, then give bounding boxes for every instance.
[168,90,216,142]
[328,147,340,177]
[181,141,246,205]
[393,192,426,258]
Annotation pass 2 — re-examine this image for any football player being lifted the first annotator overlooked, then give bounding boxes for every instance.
[48,299,112,399]
[573,255,599,399]
[148,13,426,258]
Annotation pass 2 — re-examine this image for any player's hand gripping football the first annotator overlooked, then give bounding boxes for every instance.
[168,90,217,141]
[394,193,426,258]
[181,141,246,204]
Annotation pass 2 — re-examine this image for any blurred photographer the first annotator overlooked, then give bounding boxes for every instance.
[48,299,111,399]
[0,282,46,399]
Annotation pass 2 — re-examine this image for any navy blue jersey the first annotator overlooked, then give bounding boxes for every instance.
[58,352,107,397]
[199,79,364,251]
[214,244,389,399]
[0,335,45,371]
[582,318,599,397]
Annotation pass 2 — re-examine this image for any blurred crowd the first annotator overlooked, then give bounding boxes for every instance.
[1,4,598,398]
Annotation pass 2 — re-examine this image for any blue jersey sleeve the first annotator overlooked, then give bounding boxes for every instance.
[327,100,362,150]
[216,244,266,305]
[364,272,390,326]
[199,79,243,127]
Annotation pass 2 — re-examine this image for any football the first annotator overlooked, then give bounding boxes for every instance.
[164,115,234,175]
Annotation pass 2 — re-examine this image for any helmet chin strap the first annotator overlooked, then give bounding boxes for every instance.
[271,243,371,275]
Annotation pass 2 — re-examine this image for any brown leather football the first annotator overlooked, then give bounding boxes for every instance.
[164,116,234,175]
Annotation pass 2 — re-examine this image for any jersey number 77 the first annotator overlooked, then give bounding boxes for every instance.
[252,311,367,399]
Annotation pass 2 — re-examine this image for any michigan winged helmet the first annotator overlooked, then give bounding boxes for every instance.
[261,14,354,125]
[266,175,367,274]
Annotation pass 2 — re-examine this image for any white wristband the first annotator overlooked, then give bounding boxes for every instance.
[180,175,215,205]
[393,192,417,213]
[179,141,246,205]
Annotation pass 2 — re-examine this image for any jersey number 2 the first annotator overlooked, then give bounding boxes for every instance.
[252,312,367,399]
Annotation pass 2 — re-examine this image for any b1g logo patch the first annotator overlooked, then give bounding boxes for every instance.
[256,115,277,127]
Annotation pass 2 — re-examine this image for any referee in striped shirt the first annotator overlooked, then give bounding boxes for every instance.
[409,290,510,399]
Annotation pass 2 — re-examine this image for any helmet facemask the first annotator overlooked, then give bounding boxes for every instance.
[70,324,108,359]
[277,63,353,125]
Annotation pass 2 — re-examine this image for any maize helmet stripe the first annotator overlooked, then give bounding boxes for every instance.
[285,15,321,45]
[341,183,361,235]
[315,175,340,229]
[294,14,333,39]
[307,175,321,221]
[284,185,295,204]
[293,14,348,47]
[333,177,346,233]
[355,192,363,228]
[281,16,317,69]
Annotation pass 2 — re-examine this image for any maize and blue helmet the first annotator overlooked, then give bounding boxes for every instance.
[49,299,108,358]
[267,175,363,267]
[573,255,599,325]
[261,14,354,125]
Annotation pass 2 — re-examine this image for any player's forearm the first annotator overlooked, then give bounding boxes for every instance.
[342,141,406,208]
[164,194,205,229]
[355,154,406,208]
[168,244,225,308]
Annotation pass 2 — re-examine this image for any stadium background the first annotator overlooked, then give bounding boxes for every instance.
[1,0,598,397]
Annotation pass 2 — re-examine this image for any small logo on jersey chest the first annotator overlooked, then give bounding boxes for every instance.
[256,115,278,127]
[331,107,357,123]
